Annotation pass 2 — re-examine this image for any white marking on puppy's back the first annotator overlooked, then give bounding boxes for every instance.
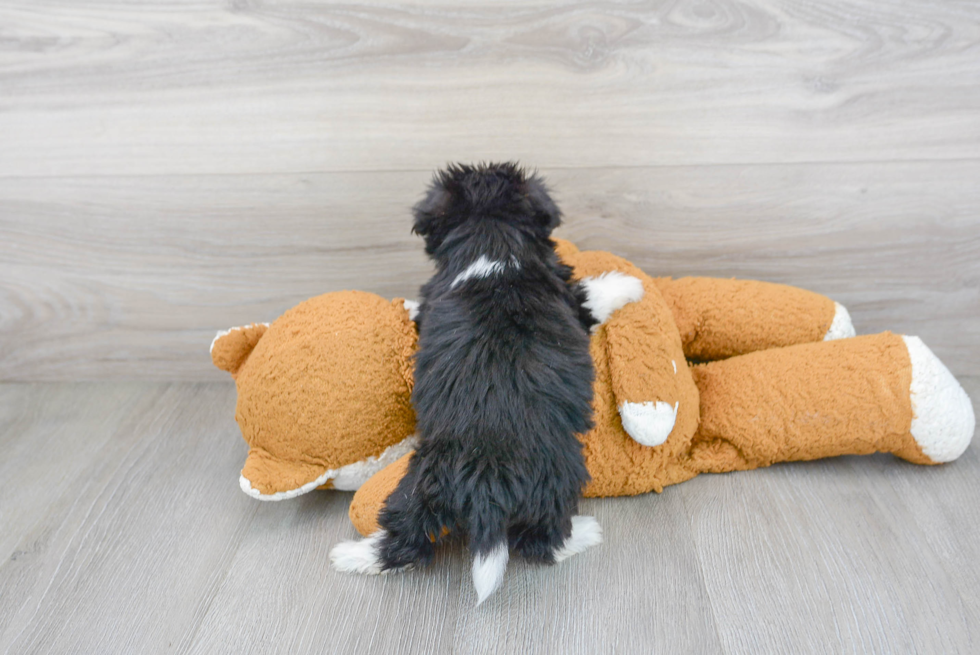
[472,544,509,605]
[451,255,507,288]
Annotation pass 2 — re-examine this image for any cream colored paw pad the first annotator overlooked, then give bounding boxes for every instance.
[904,335,975,463]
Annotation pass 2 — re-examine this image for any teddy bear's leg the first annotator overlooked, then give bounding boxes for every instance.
[348,453,412,536]
[689,332,974,472]
[902,335,976,463]
[652,277,854,361]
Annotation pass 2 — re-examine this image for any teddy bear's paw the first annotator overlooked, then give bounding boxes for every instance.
[618,401,678,447]
[823,302,856,341]
[553,516,603,563]
[903,335,975,463]
[330,531,388,574]
[580,272,645,332]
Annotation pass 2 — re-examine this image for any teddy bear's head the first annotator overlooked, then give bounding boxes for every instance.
[211,291,419,499]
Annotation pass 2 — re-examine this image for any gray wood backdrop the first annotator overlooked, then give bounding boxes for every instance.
[1,0,978,380]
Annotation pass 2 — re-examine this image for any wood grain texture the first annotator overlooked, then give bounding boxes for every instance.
[0,380,977,654]
[1,0,979,175]
[2,162,977,380]
[1,0,978,379]
[679,450,980,652]
[0,383,258,655]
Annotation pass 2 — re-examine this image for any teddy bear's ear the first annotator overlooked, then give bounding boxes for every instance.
[210,323,269,377]
[239,447,335,500]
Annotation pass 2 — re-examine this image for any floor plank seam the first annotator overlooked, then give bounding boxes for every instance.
[2,155,980,181]
[676,487,730,654]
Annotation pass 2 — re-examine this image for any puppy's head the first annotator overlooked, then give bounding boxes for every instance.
[412,162,561,256]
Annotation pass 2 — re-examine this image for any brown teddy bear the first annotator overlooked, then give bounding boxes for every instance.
[211,240,975,536]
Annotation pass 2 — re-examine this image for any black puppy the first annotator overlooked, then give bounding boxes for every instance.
[331,163,643,603]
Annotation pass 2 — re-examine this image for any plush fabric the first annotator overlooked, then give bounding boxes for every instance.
[212,291,417,497]
[211,240,974,534]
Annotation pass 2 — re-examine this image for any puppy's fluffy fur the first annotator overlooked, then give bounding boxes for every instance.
[332,163,619,603]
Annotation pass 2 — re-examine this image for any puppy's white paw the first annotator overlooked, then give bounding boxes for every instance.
[581,272,645,331]
[553,516,603,563]
[823,302,856,340]
[330,531,386,574]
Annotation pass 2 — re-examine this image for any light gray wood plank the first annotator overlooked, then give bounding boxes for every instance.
[0,382,257,655]
[1,381,977,653]
[854,376,980,649]
[2,161,977,381]
[183,492,466,655]
[0,382,720,655]
[1,1,979,176]
[0,382,157,565]
[679,377,980,654]
[186,495,721,655]
[449,494,722,654]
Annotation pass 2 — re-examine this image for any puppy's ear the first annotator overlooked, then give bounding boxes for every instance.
[412,184,449,238]
[525,174,562,232]
[412,169,461,254]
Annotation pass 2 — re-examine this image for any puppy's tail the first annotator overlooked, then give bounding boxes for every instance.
[472,541,509,606]
[470,506,510,605]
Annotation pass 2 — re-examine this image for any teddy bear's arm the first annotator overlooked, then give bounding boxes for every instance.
[653,277,854,362]
[687,332,974,474]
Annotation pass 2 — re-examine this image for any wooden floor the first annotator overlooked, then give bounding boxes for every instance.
[0,379,977,654]
[2,0,979,652]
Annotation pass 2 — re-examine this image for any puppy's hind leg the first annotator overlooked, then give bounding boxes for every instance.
[509,516,569,564]
[510,514,603,565]
[330,463,444,575]
[329,529,390,575]
[552,515,603,563]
